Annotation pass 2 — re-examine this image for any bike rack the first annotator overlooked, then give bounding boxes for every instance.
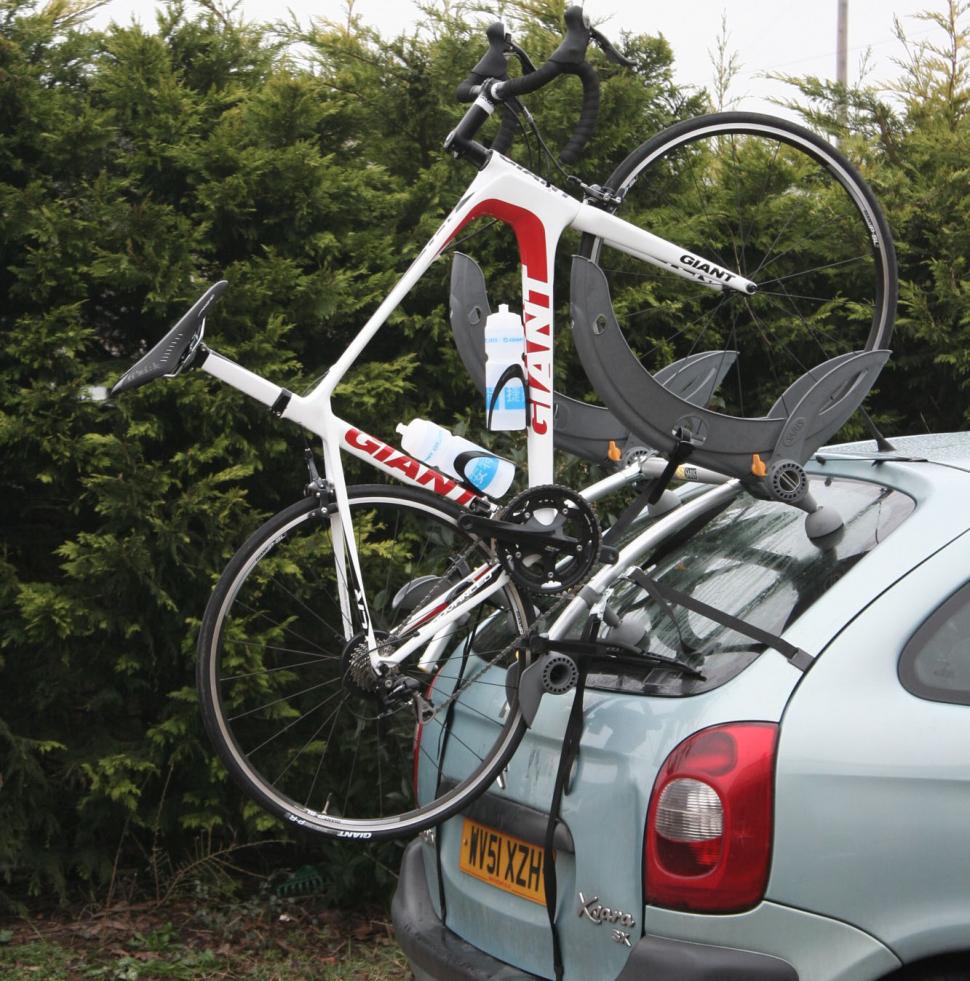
[449,253,737,465]
[569,255,891,485]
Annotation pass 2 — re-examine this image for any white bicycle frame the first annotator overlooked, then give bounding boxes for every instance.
[195,151,752,668]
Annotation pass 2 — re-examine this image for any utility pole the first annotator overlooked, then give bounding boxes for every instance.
[836,0,848,137]
[837,0,848,88]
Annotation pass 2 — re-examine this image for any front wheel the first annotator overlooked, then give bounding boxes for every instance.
[580,111,898,421]
[197,485,533,840]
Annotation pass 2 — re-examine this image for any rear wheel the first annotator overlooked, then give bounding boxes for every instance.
[197,485,533,840]
[581,111,898,420]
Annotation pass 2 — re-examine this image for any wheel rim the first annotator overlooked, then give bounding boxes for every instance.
[583,116,896,421]
[202,491,530,837]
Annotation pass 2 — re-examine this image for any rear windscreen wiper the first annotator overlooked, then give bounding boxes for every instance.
[515,633,706,725]
[529,635,706,680]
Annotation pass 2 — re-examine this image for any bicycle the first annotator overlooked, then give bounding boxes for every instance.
[110,6,897,841]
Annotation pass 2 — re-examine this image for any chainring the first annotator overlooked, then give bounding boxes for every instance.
[495,484,600,595]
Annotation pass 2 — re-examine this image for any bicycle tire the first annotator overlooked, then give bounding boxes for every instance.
[197,484,533,840]
[578,111,897,428]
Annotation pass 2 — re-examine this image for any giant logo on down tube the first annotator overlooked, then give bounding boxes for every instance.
[345,427,477,506]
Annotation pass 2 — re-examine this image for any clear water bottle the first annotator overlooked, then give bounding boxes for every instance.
[484,304,526,431]
[396,419,515,498]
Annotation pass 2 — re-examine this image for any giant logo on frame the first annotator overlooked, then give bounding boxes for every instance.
[344,427,477,505]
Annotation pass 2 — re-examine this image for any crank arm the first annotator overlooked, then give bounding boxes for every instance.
[457,512,580,550]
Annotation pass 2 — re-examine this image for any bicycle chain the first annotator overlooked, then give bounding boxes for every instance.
[374,535,586,724]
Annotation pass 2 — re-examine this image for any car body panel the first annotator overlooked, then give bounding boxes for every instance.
[402,436,970,981]
[642,902,900,981]
[426,651,804,980]
[771,524,970,963]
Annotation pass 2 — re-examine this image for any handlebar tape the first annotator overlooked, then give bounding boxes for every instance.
[455,20,518,153]
[455,7,603,163]
[493,5,599,165]
[456,20,508,103]
[491,105,519,155]
[455,77,480,103]
[559,61,599,164]
[495,59,599,164]
[493,58,562,99]
[455,83,519,154]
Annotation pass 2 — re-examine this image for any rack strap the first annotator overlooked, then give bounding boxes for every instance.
[628,569,814,672]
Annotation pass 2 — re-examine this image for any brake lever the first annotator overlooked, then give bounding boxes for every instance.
[505,36,537,74]
[590,26,635,68]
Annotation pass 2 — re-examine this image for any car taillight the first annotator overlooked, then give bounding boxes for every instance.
[645,722,778,913]
[412,671,441,799]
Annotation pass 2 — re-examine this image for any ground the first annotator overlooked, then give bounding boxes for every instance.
[0,897,410,980]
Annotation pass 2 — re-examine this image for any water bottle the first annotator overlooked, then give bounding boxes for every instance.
[396,419,515,498]
[484,304,526,431]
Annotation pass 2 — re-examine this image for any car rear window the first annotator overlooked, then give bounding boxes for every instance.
[587,476,914,696]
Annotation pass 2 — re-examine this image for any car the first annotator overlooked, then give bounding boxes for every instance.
[392,432,970,981]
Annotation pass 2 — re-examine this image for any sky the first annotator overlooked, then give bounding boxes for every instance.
[84,0,945,114]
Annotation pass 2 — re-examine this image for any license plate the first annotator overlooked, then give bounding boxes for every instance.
[459,817,547,905]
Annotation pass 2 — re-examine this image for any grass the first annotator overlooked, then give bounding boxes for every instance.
[0,896,411,980]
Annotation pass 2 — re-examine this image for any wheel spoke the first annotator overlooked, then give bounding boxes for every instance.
[199,491,531,838]
[589,116,893,421]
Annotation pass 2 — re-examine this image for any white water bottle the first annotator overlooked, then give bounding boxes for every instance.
[484,304,526,430]
[396,419,515,498]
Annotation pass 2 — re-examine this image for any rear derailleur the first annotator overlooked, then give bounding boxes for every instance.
[341,630,435,723]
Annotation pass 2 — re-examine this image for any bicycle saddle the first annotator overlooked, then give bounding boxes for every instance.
[110,281,228,396]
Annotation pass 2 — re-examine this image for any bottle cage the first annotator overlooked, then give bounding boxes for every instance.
[449,253,737,464]
[569,256,891,483]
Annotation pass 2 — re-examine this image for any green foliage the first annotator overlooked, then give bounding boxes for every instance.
[0,0,968,908]
[776,0,970,432]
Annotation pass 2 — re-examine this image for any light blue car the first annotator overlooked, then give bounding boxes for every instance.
[393,433,970,981]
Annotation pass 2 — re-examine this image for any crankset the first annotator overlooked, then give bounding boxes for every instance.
[458,484,600,594]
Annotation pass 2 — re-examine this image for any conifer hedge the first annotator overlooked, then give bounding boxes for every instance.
[0,0,967,905]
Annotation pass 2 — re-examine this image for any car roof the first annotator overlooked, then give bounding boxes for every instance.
[817,431,970,472]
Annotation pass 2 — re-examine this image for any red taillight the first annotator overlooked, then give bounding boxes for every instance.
[412,715,423,798]
[645,722,778,913]
[412,671,441,799]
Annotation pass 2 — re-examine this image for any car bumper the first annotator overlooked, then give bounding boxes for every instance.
[392,839,798,981]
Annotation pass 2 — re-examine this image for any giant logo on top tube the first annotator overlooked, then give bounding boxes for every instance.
[448,200,553,436]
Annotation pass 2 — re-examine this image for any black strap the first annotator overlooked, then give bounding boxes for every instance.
[600,480,656,546]
[543,621,594,981]
[648,431,694,505]
[630,569,695,660]
[628,569,814,672]
[432,646,473,924]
